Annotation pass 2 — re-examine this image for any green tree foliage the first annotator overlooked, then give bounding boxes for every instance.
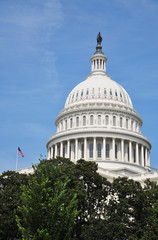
[0,171,29,240]
[16,158,81,240]
[80,177,158,240]
[16,157,111,239]
[1,158,158,240]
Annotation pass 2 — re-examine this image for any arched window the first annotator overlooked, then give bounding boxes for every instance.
[97,143,102,158]
[105,115,109,125]
[81,144,84,158]
[97,59,99,69]
[65,120,67,130]
[76,117,79,127]
[89,143,93,158]
[70,118,73,128]
[83,116,86,126]
[98,115,101,125]
[61,121,63,131]
[106,143,110,158]
[120,117,122,127]
[90,115,94,125]
[126,119,128,129]
[136,122,138,132]
[113,116,116,126]
[115,144,118,159]
[131,120,133,130]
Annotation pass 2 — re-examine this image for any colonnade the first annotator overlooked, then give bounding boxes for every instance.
[48,137,150,167]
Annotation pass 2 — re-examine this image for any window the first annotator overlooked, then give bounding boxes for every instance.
[72,94,74,99]
[63,147,65,158]
[86,89,89,95]
[81,144,84,158]
[104,89,107,95]
[133,148,136,163]
[81,91,83,97]
[110,90,112,95]
[113,116,116,126]
[94,60,95,69]
[136,122,138,132]
[98,115,101,125]
[97,59,99,69]
[105,115,109,125]
[115,144,118,159]
[97,143,102,158]
[100,59,102,68]
[106,143,110,158]
[89,143,93,158]
[76,117,79,127]
[126,119,128,129]
[120,117,123,127]
[65,120,67,130]
[90,115,94,125]
[61,121,63,131]
[131,120,133,131]
[76,92,78,98]
[120,93,122,98]
[115,91,118,97]
[83,116,86,126]
[70,118,73,128]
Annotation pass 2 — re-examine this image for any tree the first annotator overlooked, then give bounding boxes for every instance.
[16,158,80,240]
[16,157,111,239]
[0,171,29,240]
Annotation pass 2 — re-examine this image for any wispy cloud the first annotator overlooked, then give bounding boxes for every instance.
[0,0,63,48]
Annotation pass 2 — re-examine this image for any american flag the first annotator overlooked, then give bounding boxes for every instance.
[17,147,24,157]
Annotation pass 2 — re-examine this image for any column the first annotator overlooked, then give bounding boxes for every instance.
[103,137,106,160]
[136,143,139,164]
[148,150,150,166]
[84,138,87,160]
[141,145,144,166]
[75,138,78,162]
[60,142,63,157]
[55,144,57,158]
[67,140,70,159]
[47,148,50,159]
[93,137,96,160]
[129,141,132,163]
[51,146,54,159]
[121,139,124,161]
[145,148,148,166]
[70,143,73,161]
[112,138,115,160]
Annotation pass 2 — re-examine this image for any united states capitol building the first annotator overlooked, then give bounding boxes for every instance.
[20,33,158,184]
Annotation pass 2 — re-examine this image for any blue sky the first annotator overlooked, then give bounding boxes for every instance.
[0,0,158,173]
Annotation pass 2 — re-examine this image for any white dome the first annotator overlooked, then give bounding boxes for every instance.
[65,73,133,109]
[47,33,151,180]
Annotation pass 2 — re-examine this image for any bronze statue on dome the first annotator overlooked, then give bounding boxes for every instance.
[97,32,102,44]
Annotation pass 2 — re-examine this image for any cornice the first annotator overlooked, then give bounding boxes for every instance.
[46,127,151,148]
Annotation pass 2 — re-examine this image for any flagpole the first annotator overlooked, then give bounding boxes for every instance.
[16,145,18,170]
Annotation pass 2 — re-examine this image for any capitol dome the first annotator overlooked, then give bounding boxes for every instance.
[47,33,151,179]
[65,73,133,109]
